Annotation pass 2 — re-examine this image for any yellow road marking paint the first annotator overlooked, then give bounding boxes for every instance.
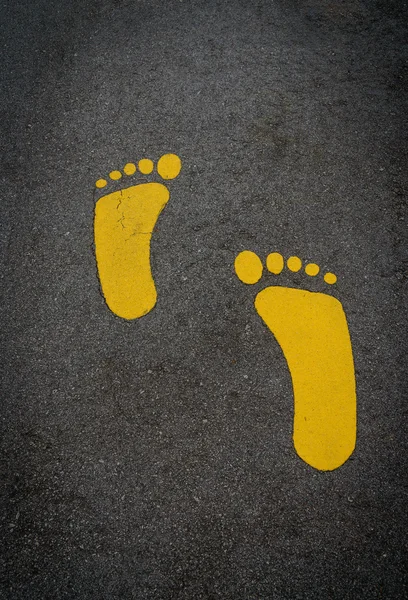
[94,154,182,320]
[266,252,284,274]
[124,162,136,175]
[138,159,154,174]
[95,183,169,320]
[234,251,263,284]
[287,256,302,272]
[109,170,122,180]
[157,154,182,180]
[256,287,356,471]
[235,250,356,471]
[324,272,337,284]
[305,263,320,276]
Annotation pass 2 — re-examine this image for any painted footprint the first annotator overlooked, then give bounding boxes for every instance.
[234,250,356,471]
[94,154,181,320]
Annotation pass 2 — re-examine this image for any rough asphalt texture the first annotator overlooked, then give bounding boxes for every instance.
[1,0,407,598]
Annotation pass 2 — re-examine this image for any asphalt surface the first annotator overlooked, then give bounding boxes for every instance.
[1,0,407,598]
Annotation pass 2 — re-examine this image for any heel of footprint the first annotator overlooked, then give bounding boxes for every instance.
[235,250,356,471]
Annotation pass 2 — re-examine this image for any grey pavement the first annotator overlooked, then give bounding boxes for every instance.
[1,0,407,598]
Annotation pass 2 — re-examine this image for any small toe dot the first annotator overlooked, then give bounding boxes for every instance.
[287,256,302,272]
[157,154,182,180]
[95,179,107,189]
[109,170,122,181]
[138,159,154,174]
[124,163,136,175]
[324,272,337,285]
[235,251,263,284]
[305,263,320,276]
[266,252,284,274]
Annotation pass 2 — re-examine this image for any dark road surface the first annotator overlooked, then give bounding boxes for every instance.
[1,0,407,598]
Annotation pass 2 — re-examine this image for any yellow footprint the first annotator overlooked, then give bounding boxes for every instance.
[94,154,181,320]
[234,250,356,471]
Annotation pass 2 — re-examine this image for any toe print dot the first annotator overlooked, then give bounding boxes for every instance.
[267,252,284,274]
[157,154,182,180]
[324,272,337,285]
[235,251,263,284]
[95,179,107,189]
[305,263,320,277]
[124,163,136,176]
[109,170,122,181]
[138,159,154,175]
[287,256,302,272]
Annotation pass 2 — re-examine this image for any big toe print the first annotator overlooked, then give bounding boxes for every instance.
[234,250,356,471]
[94,154,181,320]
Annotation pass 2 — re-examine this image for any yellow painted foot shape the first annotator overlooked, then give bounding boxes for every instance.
[234,251,356,471]
[94,154,181,320]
